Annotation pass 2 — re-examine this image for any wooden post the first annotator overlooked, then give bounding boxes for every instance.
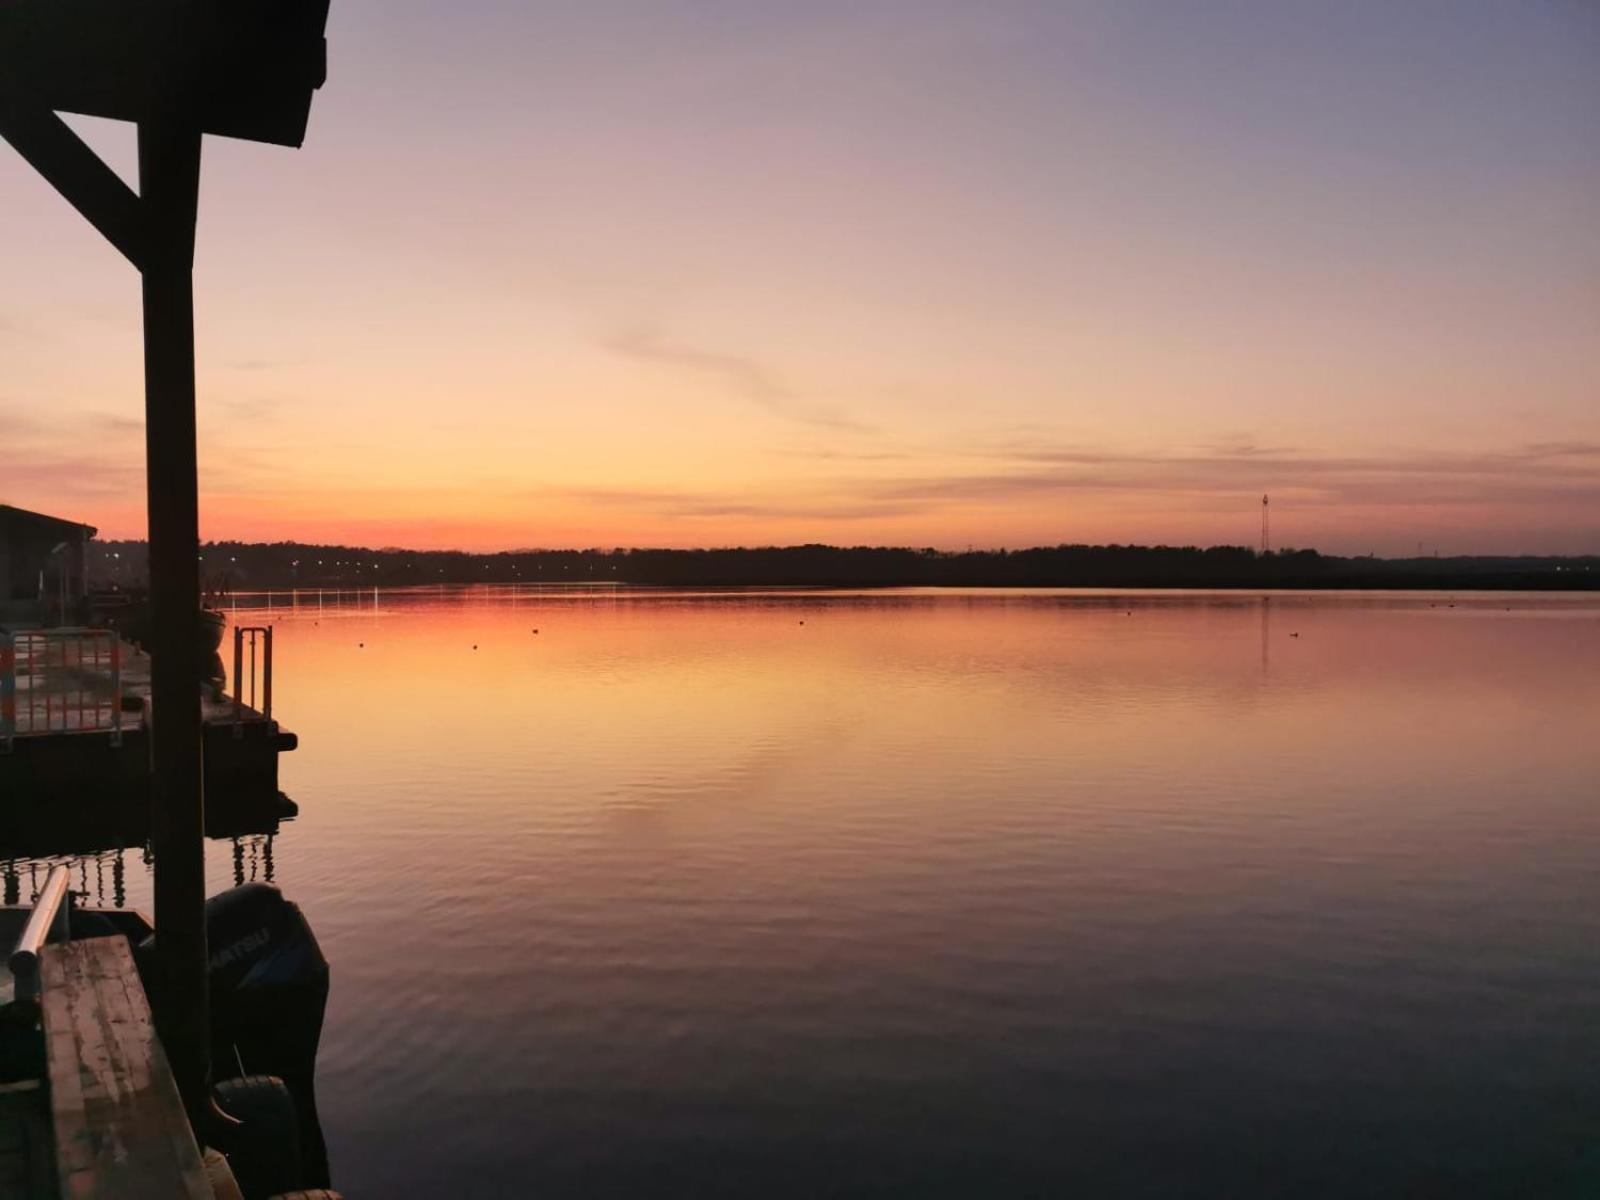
[138,118,211,1131]
[262,625,273,720]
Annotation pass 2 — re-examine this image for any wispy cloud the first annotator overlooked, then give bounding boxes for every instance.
[208,397,278,424]
[0,396,308,523]
[603,326,875,433]
[545,482,909,524]
[1520,441,1600,460]
[0,404,46,437]
[773,446,912,463]
[226,358,297,372]
[870,440,1600,512]
[1,403,146,509]
[92,413,144,437]
[524,438,1600,541]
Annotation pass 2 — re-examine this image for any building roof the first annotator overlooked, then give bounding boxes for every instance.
[0,504,98,539]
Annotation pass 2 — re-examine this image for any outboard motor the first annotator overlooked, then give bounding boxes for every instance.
[205,883,330,1186]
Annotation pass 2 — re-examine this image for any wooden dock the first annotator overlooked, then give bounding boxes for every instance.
[0,630,297,850]
[41,938,214,1199]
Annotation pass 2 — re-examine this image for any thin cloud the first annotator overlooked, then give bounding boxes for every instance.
[774,446,912,463]
[1519,441,1600,460]
[208,397,278,423]
[603,326,875,433]
[532,437,1600,533]
[0,404,47,436]
[227,359,294,372]
[1195,436,1298,459]
[92,412,144,436]
[1,398,309,515]
[539,482,907,523]
[868,440,1600,511]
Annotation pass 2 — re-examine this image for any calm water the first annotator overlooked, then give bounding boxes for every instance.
[23,588,1600,1196]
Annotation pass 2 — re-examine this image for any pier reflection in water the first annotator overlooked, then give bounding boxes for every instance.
[0,833,277,911]
[3,848,134,911]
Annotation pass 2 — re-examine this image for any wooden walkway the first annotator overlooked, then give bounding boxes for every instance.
[41,939,213,1200]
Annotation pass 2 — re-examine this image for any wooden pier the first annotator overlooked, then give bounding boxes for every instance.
[0,629,297,852]
[40,938,215,1199]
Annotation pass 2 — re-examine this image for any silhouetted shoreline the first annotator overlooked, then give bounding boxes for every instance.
[90,541,1599,592]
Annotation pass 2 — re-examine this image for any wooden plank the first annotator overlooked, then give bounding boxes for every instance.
[40,939,212,1200]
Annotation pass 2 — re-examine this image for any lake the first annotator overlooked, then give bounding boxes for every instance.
[19,587,1600,1197]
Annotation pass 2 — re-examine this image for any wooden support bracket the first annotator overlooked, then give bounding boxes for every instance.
[0,102,145,268]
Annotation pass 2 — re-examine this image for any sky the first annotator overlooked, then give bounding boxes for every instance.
[2,0,1597,554]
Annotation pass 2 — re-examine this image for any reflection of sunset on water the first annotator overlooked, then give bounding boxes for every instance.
[10,586,1596,1196]
[84,587,1596,1195]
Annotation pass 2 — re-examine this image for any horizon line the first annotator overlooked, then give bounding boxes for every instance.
[83,537,1600,564]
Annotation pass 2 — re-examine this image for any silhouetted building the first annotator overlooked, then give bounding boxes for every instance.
[0,504,97,626]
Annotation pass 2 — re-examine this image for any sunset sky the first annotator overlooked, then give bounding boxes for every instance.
[2,0,1596,554]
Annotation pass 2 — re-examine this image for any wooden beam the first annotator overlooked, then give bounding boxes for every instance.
[0,103,143,268]
[40,938,213,1200]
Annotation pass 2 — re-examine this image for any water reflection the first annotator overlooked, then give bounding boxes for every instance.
[2,832,280,908]
[36,586,1599,1199]
[2,848,130,908]
[213,585,1600,1199]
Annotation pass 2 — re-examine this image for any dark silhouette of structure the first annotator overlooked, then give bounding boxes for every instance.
[0,0,330,1133]
[0,504,97,625]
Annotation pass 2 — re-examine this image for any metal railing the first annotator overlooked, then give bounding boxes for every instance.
[231,624,274,730]
[0,628,123,752]
[8,864,73,1003]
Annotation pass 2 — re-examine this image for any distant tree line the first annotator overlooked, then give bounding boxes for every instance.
[85,539,1599,591]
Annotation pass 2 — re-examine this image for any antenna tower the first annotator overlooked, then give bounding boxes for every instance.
[1260,494,1270,555]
